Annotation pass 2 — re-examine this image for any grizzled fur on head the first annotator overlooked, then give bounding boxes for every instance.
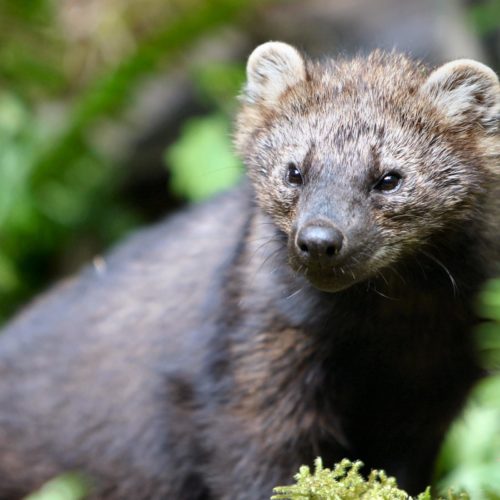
[236,41,499,292]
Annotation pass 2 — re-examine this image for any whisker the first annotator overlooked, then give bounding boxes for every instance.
[372,272,398,300]
[387,265,407,286]
[372,287,396,300]
[257,246,286,272]
[285,287,304,301]
[421,250,458,296]
[377,270,389,286]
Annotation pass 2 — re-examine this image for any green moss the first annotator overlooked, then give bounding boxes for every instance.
[272,458,469,500]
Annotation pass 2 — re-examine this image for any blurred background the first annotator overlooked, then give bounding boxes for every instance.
[0,0,499,498]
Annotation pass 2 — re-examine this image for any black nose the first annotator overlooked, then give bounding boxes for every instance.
[295,223,344,263]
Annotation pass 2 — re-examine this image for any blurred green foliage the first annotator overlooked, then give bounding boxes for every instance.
[192,62,246,112]
[435,280,500,499]
[24,473,89,500]
[436,376,500,499]
[166,61,244,201]
[166,113,242,201]
[0,0,260,321]
[0,87,129,321]
[468,0,500,36]
[0,0,64,98]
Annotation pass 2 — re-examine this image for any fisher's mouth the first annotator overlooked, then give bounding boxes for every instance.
[289,257,370,293]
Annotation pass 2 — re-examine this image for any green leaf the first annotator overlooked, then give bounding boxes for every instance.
[165,113,242,201]
[436,376,500,498]
[24,473,90,500]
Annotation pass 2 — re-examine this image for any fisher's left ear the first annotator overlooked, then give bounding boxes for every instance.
[243,41,307,106]
[422,59,499,133]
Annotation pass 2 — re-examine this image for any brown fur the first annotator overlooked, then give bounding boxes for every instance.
[0,44,498,499]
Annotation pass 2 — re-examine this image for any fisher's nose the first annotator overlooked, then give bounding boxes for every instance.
[295,222,344,265]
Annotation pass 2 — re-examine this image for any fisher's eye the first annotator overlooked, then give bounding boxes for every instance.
[373,172,402,193]
[286,162,303,186]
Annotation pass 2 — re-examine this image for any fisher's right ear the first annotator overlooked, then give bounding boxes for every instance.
[243,41,307,106]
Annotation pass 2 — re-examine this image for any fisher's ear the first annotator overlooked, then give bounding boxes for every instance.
[422,59,499,133]
[243,41,307,106]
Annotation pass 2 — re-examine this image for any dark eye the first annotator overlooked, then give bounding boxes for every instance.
[286,163,303,186]
[374,172,402,192]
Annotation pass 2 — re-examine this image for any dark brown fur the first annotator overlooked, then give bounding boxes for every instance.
[0,46,498,499]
